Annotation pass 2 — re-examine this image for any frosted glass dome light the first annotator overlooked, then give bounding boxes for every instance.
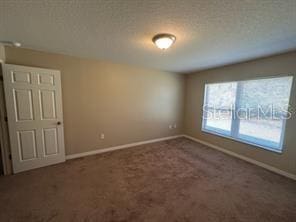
[152,33,176,50]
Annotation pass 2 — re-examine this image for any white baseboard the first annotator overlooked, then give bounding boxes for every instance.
[66,135,183,160]
[184,135,296,181]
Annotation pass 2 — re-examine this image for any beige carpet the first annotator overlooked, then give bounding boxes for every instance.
[0,138,295,222]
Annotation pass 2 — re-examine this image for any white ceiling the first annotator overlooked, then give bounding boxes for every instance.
[1,0,296,73]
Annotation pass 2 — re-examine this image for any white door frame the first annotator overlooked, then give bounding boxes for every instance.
[0,64,12,175]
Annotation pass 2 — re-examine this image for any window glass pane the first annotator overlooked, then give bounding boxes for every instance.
[237,77,293,149]
[238,119,283,149]
[203,82,237,134]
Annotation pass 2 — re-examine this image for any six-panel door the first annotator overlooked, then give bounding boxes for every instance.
[3,64,65,173]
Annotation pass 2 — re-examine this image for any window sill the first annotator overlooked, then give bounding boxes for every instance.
[201,128,283,154]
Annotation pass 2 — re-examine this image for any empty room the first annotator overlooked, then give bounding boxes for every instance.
[0,0,296,221]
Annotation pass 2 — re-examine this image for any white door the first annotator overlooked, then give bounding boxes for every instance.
[2,64,65,173]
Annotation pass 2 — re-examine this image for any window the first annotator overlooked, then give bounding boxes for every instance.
[202,76,293,153]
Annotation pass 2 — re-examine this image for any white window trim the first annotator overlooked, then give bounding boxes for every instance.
[201,76,294,154]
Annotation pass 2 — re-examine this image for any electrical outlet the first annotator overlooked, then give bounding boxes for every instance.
[100,133,105,139]
[173,124,177,128]
[169,125,173,129]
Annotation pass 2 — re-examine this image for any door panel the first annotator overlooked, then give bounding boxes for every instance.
[17,130,37,161]
[39,90,56,120]
[12,71,31,84]
[38,73,54,86]
[43,128,58,156]
[3,64,65,173]
[13,89,34,121]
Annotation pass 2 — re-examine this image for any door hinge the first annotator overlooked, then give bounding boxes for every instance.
[9,154,12,160]
[4,116,8,122]
[0,76,3,81]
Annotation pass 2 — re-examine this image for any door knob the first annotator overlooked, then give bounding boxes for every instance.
[57,121,62,125]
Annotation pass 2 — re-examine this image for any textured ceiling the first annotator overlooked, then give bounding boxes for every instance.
[1,0,296,73]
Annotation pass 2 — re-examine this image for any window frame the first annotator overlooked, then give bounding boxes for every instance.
[201,75,294,154]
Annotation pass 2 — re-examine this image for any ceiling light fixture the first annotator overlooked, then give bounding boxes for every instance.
[0,41,21,47]
[152,33,176,50]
